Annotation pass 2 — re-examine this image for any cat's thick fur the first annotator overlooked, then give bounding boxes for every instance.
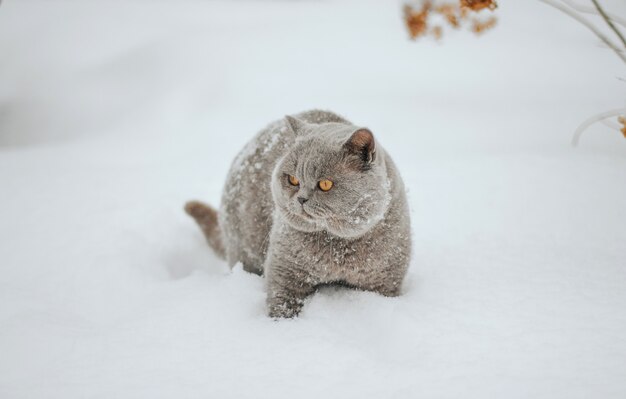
[185,110,411,318]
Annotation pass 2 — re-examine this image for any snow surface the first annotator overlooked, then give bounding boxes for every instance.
[1,0,626,398]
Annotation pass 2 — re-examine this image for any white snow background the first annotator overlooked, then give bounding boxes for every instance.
[1,0,625,398]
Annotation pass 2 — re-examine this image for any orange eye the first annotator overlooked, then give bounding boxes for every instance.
[318,179,334,192]
[288,175,300,186]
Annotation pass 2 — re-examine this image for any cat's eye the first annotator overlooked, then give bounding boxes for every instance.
[287,175,300,186]
[318,179,334,192]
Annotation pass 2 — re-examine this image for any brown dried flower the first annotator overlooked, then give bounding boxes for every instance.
[404,0,498,41]
[471,16,497,34]
[436,4,460,28]
[431,25,444,40]
[404,3,431,39]
[619,116,626,138]
[460,0,498,11]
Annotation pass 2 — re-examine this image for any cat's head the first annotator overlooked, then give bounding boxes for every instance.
[271,115,391,238]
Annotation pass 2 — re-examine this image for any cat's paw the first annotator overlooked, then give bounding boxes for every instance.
[267,297,304,319]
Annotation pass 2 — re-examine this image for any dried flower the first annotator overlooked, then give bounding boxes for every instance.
[436,4,460,28]
[431,25,444,40]
[404,0,498,41]
[404,3,431,39]
[619,116,626,138]
[460,0,498,11]
[471,16,497,34]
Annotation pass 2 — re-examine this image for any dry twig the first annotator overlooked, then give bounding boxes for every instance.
[572,108,625,146]
[590,0,626,48]
[539,0,626,145]
[559,0,626,29]
[600,118,621,130]
[538,0,626,64]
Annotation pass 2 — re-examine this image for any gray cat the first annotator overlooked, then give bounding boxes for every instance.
[185,110,411,318]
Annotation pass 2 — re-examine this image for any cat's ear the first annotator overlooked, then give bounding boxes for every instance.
[344,128,376,166]
[284,115,307,136]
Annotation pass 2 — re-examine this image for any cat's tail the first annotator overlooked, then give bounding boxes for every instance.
[184,200,226,260]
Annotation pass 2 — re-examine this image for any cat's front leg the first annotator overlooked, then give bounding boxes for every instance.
[266,263,315,319]
[351,263,406,298]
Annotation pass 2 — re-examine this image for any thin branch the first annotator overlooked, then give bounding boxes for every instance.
[591,0,626,49]
[572,108,624,146]
[558,0,626,29]
[600,118,621,130]
[538,0,626,65]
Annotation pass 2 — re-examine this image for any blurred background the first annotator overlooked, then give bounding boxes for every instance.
[0,1,625,398]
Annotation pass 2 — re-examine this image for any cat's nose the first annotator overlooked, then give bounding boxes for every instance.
[298,197,308,205]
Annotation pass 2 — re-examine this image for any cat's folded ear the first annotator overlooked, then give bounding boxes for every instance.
[344,128,376,167]
[284,115,307,136]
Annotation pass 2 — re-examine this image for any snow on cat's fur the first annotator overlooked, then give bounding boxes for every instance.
[186,110,411,318]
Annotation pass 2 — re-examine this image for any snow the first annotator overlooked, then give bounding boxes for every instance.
[1,0,625,398]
